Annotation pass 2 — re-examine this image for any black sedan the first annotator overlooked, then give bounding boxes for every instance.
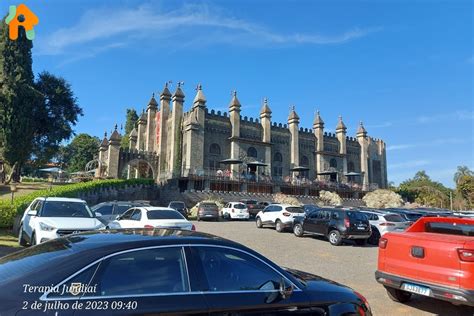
[0,230,372,315]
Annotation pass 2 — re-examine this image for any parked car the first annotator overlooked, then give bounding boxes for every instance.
[240,199,262,217]
[293,208,371,246]
[376,216,474,307]
[18,197,104,246]
[256,204,305,232]
[360,210,410,245]
[167,201,189,218]
[107,207,194,230]
[1,229,372,315]
[196,201,220,221]
[385,208,424,223]
[303,204,320,215]
[91,200,150,225]
[221,202,250,220]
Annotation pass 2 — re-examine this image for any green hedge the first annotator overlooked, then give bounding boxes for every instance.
[0,179,154,228]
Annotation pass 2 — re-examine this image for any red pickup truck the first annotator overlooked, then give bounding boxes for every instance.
[375,216,474,307]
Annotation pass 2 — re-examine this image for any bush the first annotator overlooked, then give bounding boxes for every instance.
[0,178,154,228]
[363,189,404,208]
[319,190,342,206]
[273,193,301,206]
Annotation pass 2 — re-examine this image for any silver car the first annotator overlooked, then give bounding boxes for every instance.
[361,210,410,244]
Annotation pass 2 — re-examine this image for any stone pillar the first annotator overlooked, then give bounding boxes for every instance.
[260,98,272,176]
[288,106,300,169]
[357,122,369,191]
[158,84,171,179]
[229,91,241,176]
[136,110,147,151]
[145,94,158,152]
[107,126,122,178]
[336,116,347,183]
[313,111,324,180]
[169,84,185,178]
[96,132,108,177]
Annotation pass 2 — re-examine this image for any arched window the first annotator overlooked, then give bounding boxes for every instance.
[300,156,309,167]
[329,158,337,168]
[274,152,283,163]
[210,143,221,155]
[247,147,257,158]
[348,161,355,172]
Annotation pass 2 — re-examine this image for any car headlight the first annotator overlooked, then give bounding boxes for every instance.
[39,222,55,232]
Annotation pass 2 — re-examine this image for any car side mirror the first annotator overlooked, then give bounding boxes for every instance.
[115,215,122,220]
[279,278,293,300]
[95,212,102,218]
[27,210,37,216]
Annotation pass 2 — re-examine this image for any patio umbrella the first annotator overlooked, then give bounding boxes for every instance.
[317,170,338,175]
[344,172,361,177]
[219,158,243,164]
[246,161,268,167]
[290,166,310,172]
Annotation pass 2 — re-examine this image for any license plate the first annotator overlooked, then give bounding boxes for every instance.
[357,227,366,230]
[402,283,431,296]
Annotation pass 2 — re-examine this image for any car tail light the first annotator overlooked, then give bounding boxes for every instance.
[458,249,474,262]
[191,224,196,231]
[344,218,350,228]
[144,225,154,229]
[379,222,395,226]
[231,208,235,213]
[379,238,388,249]
[282,212,291,217]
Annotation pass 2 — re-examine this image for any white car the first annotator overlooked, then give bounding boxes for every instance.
[255,204,305,232]
[107,207,195,230]
[361,210,411,244]
[221,202,250,220]
[19,197,104,246]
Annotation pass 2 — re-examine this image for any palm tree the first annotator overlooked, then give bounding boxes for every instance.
[454,166,473,185]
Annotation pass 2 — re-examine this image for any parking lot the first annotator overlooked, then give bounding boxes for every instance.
[194,220,474,316]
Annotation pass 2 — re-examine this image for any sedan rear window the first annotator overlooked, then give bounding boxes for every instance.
[147,210,184,220]
[201,203,218,207]
[286,207,304,213]
[384,214,405,222]
[234,204,246,209]
[425,222,474,236]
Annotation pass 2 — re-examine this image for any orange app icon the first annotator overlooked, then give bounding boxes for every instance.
[5,4,39,40]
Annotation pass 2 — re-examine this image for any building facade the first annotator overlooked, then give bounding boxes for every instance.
[97,83,388,192]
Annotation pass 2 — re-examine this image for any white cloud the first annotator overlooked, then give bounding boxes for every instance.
[36,3,381,57]
[387,138,469,151]
[389,160,430,169]
[416,110,474,124]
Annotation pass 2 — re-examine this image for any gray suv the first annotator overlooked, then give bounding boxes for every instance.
[91,201,150,225]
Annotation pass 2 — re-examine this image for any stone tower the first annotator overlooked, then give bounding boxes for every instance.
[107,125,121,178]
[357,121,369,190]
[260,98,272,175]
[158,83,171,179]
[313,111,324,179]
[336,115,347,183]
[183,84,206,173]
[229,91,242,175]
[288,106,300,169]
[145,94,158,152]
[136,110,147,151]
[169,83,185,177]
[96,132,108,177]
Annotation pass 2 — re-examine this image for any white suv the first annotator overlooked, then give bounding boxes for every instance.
[221,202,249,220]
[18,197,104,246]
[255,204,305,232]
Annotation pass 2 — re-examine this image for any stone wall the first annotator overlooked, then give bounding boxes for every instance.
[77,184,160,206]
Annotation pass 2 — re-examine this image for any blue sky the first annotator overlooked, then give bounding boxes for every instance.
[11,0,473,187]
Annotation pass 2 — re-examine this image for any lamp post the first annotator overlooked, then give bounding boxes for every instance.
[10,183,17,205]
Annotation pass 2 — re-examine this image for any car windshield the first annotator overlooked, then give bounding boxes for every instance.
[286,207,304,213]
[346,211,368,221]
[147,210,185,220]
[234,203,246,209]
[384,214,405,222]
[405,213,423,221]
[201,203,217,208]
[169,202,185,208]
[41,201,93,218]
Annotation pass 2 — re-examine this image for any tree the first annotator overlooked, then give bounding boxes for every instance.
[454,166,473,186]
[31,72,83,166]
[363,189,404,208]
[456,174,474,209]
[60,134,99,173]
[121,109,138,148]
[398,170,450,208]
[0,21,38,182]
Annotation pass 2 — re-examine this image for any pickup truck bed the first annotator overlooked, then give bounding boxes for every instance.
[375,217,474,307]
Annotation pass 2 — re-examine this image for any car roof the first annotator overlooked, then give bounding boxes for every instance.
[141,207,177,212]
[36,197,86,203]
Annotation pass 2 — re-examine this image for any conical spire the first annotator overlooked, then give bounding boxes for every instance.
[193,83,206,104]
[336,115,347,133]
[129,127,138,138]
[139,109,147,122]
[173,81,185,100]
[109,124,121,142]
[160,82,172,99]
[357,121,367,137]
[288,106,300,123]
[100,131,108,148]
[313,110,324,128]
[260,97,272,116]
[147,93,158,110]
[228,90,241,111]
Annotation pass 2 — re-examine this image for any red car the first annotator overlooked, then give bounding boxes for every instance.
[375,217,474,307]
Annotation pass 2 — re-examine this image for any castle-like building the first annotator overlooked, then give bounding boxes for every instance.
[97,83,387,195]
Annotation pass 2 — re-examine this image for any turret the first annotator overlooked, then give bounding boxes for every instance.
[192,83,206,125]
[169,82,185,177]
[183,84,205,175]
[158,82,171,178]
[145,93,158,152]
[260,98,272,143]
[96,132,108,177]
[336,116,348,182]
[129,128,138,149]
[288,106,300,168]
[136,110,147,151]
[229,90,241,138]
[107,125,122,178]
[357,121,369,190]
[313,111,324,179]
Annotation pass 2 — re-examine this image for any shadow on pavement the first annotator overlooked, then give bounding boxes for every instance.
[402,295,474,316]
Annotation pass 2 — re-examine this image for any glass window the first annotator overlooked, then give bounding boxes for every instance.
[146,210,184,220]
[309,211,319,219]
[41,201,93,218]
[210,143,221,155]
[130,209,142,221]
[247,147,258,158]
[115,205,133,215]
[285,207,304,214]
[96,247,189,296]
[347,211,368,221]
[93,204,113,215]
[332,211,340,219]
[384,214,405,222]
[273,206,282,212]
[120,209,134,220]
[196,247,284,292]
[234,203,246,209]
[48,263,100,298]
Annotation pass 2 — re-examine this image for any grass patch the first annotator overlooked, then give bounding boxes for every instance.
[0,229,19,248]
